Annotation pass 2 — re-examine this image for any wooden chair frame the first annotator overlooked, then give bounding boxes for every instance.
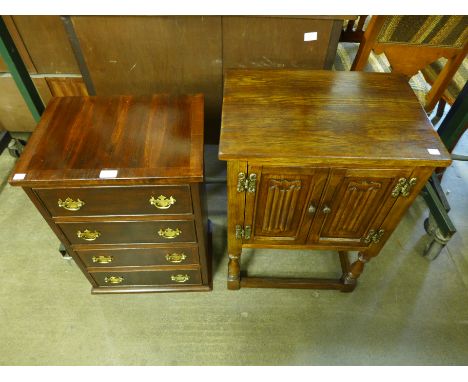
[350,16,468,111]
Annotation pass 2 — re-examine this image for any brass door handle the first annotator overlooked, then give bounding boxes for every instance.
[308,204,316,214]
[158,228,181,239]
[77,229,101,241]
[171,274,190,283]
[58,197,85,211]
[92,255,113,264]
[165,253,187,263]
[322,205,331,214]
[149,195,176,209]
[104,276,124,284]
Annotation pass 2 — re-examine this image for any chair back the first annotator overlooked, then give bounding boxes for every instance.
[377,16,468,49]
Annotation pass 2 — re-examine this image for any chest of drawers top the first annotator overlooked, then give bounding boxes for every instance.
[10,94,204,187]
[219,69,451,168]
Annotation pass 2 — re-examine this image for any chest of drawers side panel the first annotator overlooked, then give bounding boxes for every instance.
[190,183,211,287]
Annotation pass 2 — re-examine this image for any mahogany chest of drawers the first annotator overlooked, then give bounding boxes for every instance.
[219,69,451,292]
[10,94,211,294]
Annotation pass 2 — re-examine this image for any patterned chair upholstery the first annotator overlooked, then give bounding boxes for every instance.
[377,16,467,48]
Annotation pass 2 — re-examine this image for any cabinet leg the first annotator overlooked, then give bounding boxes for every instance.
[227,253,241,290]
[341,252,370,291]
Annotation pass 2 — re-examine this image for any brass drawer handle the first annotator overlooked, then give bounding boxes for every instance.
[92,255,113,264]
[171,274,190,283]
[58,197,85,211]
[77,229,101,241]
[104,276,124,284]
[150,195,176,209]
[158,228,181,239]
[165,252,187,263]
[322,205,331,214]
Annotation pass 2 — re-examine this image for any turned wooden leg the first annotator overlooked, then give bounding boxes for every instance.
[227,253,241,290]
[341,252,370,291]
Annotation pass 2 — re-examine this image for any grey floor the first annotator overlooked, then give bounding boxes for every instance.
[0,133,467,365]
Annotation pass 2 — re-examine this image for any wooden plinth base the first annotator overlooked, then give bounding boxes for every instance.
[91,284,212,294]
[234,251,357,292]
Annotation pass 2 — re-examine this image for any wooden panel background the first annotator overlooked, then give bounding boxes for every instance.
[222,17,337,70]
[0,16,344,137]
[0,16,37,73]
[11,16,80,74]
[71,16,223,141]
[0,77,52,132]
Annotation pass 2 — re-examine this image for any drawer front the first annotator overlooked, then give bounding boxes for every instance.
[59,220,196,245]
[77,246,199,268]
[91,269,202,287]
[34,185,192,217]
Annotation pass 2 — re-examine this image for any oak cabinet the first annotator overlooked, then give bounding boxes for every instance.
[219,69,451,291]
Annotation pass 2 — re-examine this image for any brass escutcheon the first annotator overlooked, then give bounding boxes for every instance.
[92,255,113,264]
[165,252,187,263]
[158,228,181,239]
[104,276,124,284]
[77,229,101,241]
[58,197,85,211]
[149,195,176,209]
[171,274,190,283]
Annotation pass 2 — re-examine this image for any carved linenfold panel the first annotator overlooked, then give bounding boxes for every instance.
[261,179,302,233]
[326,179,385,237]
[347,180,382,192]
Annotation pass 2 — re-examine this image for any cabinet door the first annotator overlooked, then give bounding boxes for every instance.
[308,168,413,246]
[244,166,328,244]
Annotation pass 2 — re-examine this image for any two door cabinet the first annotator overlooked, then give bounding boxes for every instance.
[219,69,451,291]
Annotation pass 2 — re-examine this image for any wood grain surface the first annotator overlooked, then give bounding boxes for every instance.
[46,77,88,97]
[219,69,451,167]
[1,16,37,73]
[0,77,51,132]
[11,16,79,74]
[70,16,222,141]
[222,17,339,71]
[10,94,204,185]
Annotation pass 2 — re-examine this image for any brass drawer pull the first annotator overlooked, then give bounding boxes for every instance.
[58,197,85,211]
[322,205,331,214]
[104,276,124,284]
[165,252,187,263]
[158,228,181,239]
[171,274,190,283]
[92,255,113,264]
[77,229,101,241]
[150,195,176,209]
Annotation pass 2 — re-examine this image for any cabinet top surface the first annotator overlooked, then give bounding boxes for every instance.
[10,94,204,186]
[219,70,451,167]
